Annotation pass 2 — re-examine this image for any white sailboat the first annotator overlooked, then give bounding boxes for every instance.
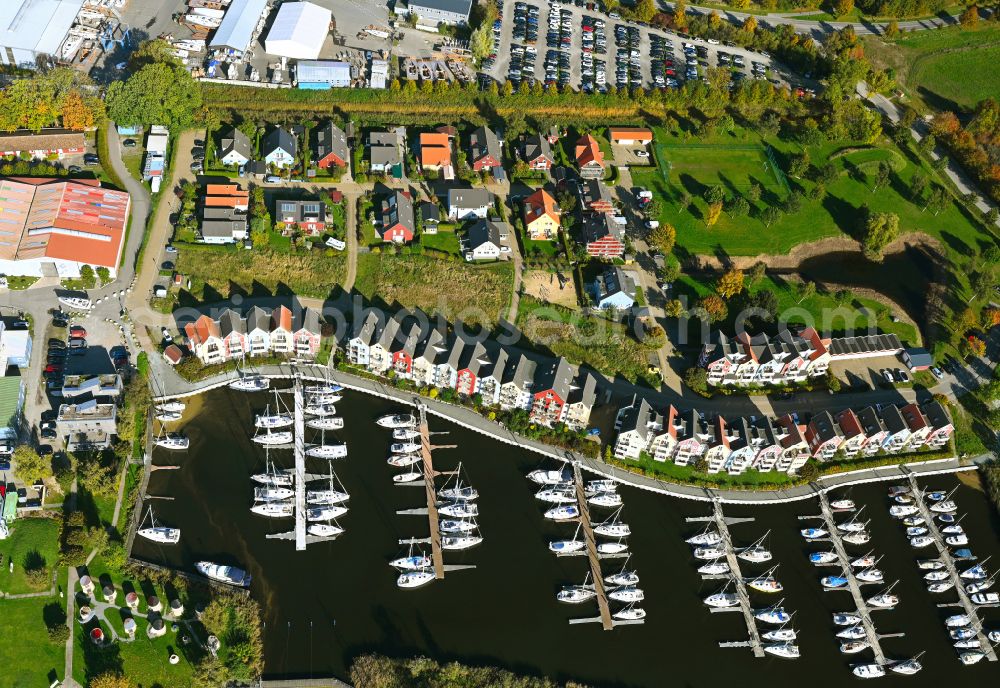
[588,492,622,508]
[306,442,348,460]
[439,502,478,518]
[832,613,861,626]
[441,535,482,550]
[755,606,790,625]
[596,541,628,555]
[230,373,269,392]
[544,505,579,521]
[397,568,435,588]
[154,409,182,422]
[255,410,292,429]
[136,507,180,544]
[536,487,576,504]
[393,470,423,483]
[253,430,293,446]
[155,432,189,450]
[308,392,342,405]
[851,664,885,679]
[686,528,722,547]
[830,499,855,510]
[305,403,337,416]
[612,605,646,620]
[557,586,597,603]
[391,545,432,570]
[763,628,797,642]
[253,486,293,502]
[549,539,586,554]
[527,467,571,484]
[738,545,773,564]
[377,413,416,428]
[695,546,726,560]
[763,643,800,659]
[393,428,421,440]
[889,504,918,517]
[704,591,739,608]
[608,586,644,603]
[251,501,293,518]
[698,560,730,575]
[307,523,344,538]
[594,507,630,538]
[388,453,422,467]
[307,505,348,521]
[304,382,343,395]
[307,416,344,431]
[390,442,422,454]
[440,518,477,534]
[930,499,957,513]
[58,295,92,310]
[251,454,292,486]
[157,400,186,413]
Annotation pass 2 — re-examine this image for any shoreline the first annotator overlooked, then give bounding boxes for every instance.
[152,363,974,505]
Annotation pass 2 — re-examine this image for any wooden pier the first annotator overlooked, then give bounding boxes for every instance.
[905,474,998,663]
[710,501,765,658]
[572,463,615,631]
[816,491,887,666]
[293,376,307,551]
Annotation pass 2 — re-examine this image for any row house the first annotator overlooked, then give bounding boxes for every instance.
[183,305,324,365]
[499,353,537,411]
[379,190,415,243]
[419,131,453,178]
[806,410,844,460]
[529,357,575,427]
[579,180,615,214]
[613,397,665,460]
[581,213,625,259]
[276,199,327,235]
[703,328,830,387]
[314,121,349,169]
[705,416,735,473]
[774,414,809,474]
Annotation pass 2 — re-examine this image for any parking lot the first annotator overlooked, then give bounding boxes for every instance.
[488,0,790,93]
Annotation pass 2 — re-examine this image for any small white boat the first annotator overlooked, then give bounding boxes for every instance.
[184,13,222,28]
[748,577,783,593]
[889,504,918,517]
[763,643,800,659]
[307,506,348,521]
[545,505,579,521]
[253,431,293,446]
[155,410,182,422]
[306,443,348,460]
[837,626,866,640]
[856,569,883,584]
[251,471,292,486]
[255,413,292,429]
[851,664,885,679]
[390,552,432,570]
[694,546,726,560]
[762,628,797,642]
[557,586,596,603]
[867,593,898,608]
[308,392,342,404]
[254,486,293,502]
[800,528,827,540]
[698,561,730,575]
[842,531,871,546]
[440,519,477,534]
[988,630,1000,643]
[306,489,350,505]
[905,526,928,537]
[612,606,646,621]
[594,522,631,538]
[951,627,977,640]
[393,471,422,484]
[966,578,994,594]
[251,501,293,518]
[894,494,914,504]
[397,569,435,589]
[439,502,478,518]
[439,485,478,501]
[840,641,868,655]
[377,413,416,428]
[173,39,206,52]
[686,531,722,547]
[738,546,772,564]
[945,614,970,627]
[838,521,866,533]
[927,581,954,593]
[833,613,860,626]
[941,524,965,536]
[930,500,957,513]
[704,592,739,608]
[441,535,483,550]
[605,571,639,586]
[972,592,1000,605]
[596,541,628,555]
[755,608,790,625]
[588,492,622,508]
[307,416,344,431]
[902,515,926,527]
[959,651,986,665]
[609,586,644,603]
[155,433,189,450]
[536,488,576,504]
[230,375,269,392]
[917,559,945,570]
[393,428,421,440]
[909,535,934,548]
[307,523,344,538]
[388,453,422,467]
[137,508,180,545]
[926,490,947,501]
[58,296,92,310]
[961,564,987,580]
[946,534,969,547]
[851,555,875,568]
[831,499,855,510]
[938,513,957,523]
[527,468,571,485]
[157,401,185,413]
[390,442,421,454]
[305,383,343,395]
[821,576,849,589]
[954,639,981,649]
[809,551,838,565]
[549,539,586,554]
[305,403,337,417]
[924,570,949,581]
[195,561,250,587]
[587,479,618,493]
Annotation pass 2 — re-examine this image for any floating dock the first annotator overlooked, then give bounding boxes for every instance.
[710,501,765,658]
[573,463,614,631]
[294,377,307,551]
[906,475,997,663]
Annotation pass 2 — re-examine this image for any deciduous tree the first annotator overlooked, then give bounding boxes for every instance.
[716,268,745,299]
[700,294,728,322]
[860,209,900,262]
[13,445,49,484]
[649,223,677,254]
[960,4,979,27]
[705,201,723,227]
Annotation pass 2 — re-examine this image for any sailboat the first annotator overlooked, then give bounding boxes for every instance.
[558,572,596,604]
[594,507,630,538]
[837,626,867,640]
[851,664,885,679]
[397,568,435,588]
[608,586,644,603]
[544,505,579,521]
[307,523,344,538]
[889,504,919,517]
[393,468,423,483]
[157,400,186,413]
[830,498,855,510]
[306,440,348,460]
[307,468,350,505]
[855,568,884,584]
[377,413,416,428]
[251,453,292,486]
[137,507,180,544]
[889,655,923,675]
[588,492,622,508]
[253,429,293,446]
[800,527,827,540]
[154,408,182,422]
[698,560,730,575]
[308,392,342,405]
[393,428,421,440]
[930,499,957,513]
[391,545,432,570]
[388,454,422,468]
[738,545,773,563]
[305,402,337,416]
[390,441,422,454]
[440,502,478,518]
[965,578,994,594]
[832,613,861,626]
[763,643,800,659]
[155,432,189,450]
[686,528,722,547]
[307,505,348,521]
[809,551,838,565]
[605,559,640,587]
[754,604,790,625]
[596,541,628,555]
[305,382,343,395]
[441,534,483,550]
[230,372,269,392]
[840,641,869,655]
[748,574,783,593]
[251,501,293,518]
[527,466,572,484]
[550,523,585,554]
[255,409,292,429]
[694,546,726,560]
[253,486,293,502]
[536,487,576,503]
[438,466,478,501]
[704,591,739,608]
[587,479,618,493]
[867,582,899,608]
[612,605,646,621]
[307,416,344,430]
[440,518,478,534]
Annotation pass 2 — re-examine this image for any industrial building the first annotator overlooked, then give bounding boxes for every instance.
[405,0,473,26]
[0,0,84,66]
[264,1,331,60]
[210,0,269,57]
[296,60,351,89]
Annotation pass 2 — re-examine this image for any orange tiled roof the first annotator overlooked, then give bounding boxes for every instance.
[575,134,604,168]
[525,188,559,224]
[608,127,653,142]
[419,132,452,167]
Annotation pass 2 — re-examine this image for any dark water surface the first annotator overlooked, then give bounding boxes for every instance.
[133,386,1000,687]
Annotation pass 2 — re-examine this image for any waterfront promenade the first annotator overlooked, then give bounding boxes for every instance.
[150,361,980,505]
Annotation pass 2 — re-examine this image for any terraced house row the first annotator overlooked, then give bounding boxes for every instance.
[183,306,323,364]
[613,396,954,476]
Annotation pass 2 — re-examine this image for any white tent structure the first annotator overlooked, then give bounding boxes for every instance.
[264,2,331,60]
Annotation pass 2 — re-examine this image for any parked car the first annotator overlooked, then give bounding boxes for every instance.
[881,369,894,385]
[122,139,137,148]
[44,364,62,374]
[895,369,910,383]
[0,461,9,472]
[48,339,66,349]
[10,318,28,329]
[931,366,944,379]
[635,150,649,158]
[69,325,86,338]
[165,245,178,254]
[161,328,173,344]
[83,153,99,166]
[161,261,175,271]
[68,337,87,349]
[68,165,82,174]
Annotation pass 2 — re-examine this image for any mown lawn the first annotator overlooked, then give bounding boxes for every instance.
[420,225,462,256]
[354,253,514,325]
[0,596,66,687]
[619,453,794,487]
[0,517,60,594]
[176,244,347,302]
[516,295,657,386]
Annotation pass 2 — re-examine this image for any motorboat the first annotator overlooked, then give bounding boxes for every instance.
[946,534,970,547]
[536,488,576,504]
[306,489,350,505]
[391,551,432,570]
[763,643,800,659]
[894,494,914,505]
[439,485,478,501]
[704,592,739,608]
[441,535,483,550]
[557,586,596,604]
[549,539,585,554]
[397,569,435,589]
[304,382,343,396]
[588,492,622,508]
[377,413,416,428]
[230,375,269,392]
[440,502,478,518]
[924,570,949,581]
[596,541,629,555]
[137,508,180,544]
[961,564,988,580]
[306,443,348,460]
[58,296,92,310]
[906,526,928,537]
[831,499,855,510]
[686,530,722,547]
[195,561,251,587]
[809,551,838,565]
[966,578,994,594]
[762,628,797,642]
[304,403,337,417]
[955,639,981,650]
[851,555,876,568]
[889,505,918,517]
[945,614,970,628]
[972,592,1000,605]
[738,546,772,564]
[698,561,730,576]
[253,431,292,446]
[927,581,954,593]
[253,486,293,502]
[255,413,292,429]
[154,409,182,422]
[748,577,783,593]
[909,535,934,548]
[930,500,957,513]
[926,491,947,502]
[605,571,640,587]
[306,506,348,521]
[838,521,866,533]
[388,453,422,467]
[938,513,956,524]
[390,442,422,454]
[393,428,421,440]
[251,502,293,518]
[307,523,344,538]
[988,630,1000,643]
[856,569,883,584]
[941,524,965,536]
[833,613,861,626]
[755,608,790,625]
[852,664,885,679]
[694,546,726,560]
[587,479,618,493]
[307,416,344,431]
[902,515,926,527]
[545,505,579,521]
[800,528,827,540]
[155,433,189,450]
[842,532,871,546]
[393,471,422,484]
[837,626,867,640]
[608,587,644,603]
[440,519,477,534]
[840,641,869,654]
[308,392,342,404]
[959,651,986,665]
[951,627,977,640]
[821,576,849,589]
[917,559,945,570]
[612,606,646,621]
[527,468,571,485]
[867,593,898,608]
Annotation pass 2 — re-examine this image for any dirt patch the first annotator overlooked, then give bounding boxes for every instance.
[522,269,579,309]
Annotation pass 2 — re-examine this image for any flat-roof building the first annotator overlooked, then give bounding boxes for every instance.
[0,0,84,67]
[265,2,331,60]
[210,0,269,55]
[406,0,473,25]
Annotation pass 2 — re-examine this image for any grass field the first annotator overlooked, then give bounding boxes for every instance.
[354,253,514,325]
[654,143,783,194]
[865,25,1000,112]
[0,518,60,594]
[616,454,794,487]
[420,224,462,256]
[0,596,66,687]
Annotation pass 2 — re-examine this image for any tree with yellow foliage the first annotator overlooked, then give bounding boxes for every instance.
[716,268,745,299]
[705,201,723,227]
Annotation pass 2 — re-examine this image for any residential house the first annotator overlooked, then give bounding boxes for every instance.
[0,129,85,160]
[347,311,383,367]
[184,314,225,365]
[499,352,537,411]
[899,403,931,450]
[857,406,889,456]
[835,409,867,457]
[563,373,597,431]
[454,339,490,397]
[581,212,625,259]
[200,208,248,244]
[673,409,711,466]
[806,410,844,460]
[469,125,502,173]
[56,401,117,451]
[613,397,664,460]
[575,134,605,179]
[579,180,614,214]
[902,347,933,371]
[369,129,405,176]
[419,132,453,177]
[773,414,809,473]
[705,416,735,474]
[477,345,509,406]
[218,309,247,359]
[703,328,830,387]
[591,267,636,311]
[391,321,423,378]
[314,121,349,169]
[379,190,415,243]
[204,184,249,211]
[529,357,574,427]
[420,202,440,234]
[522,134,554,170]
[724,417,759,475]
[463,220,511,261]
[922,400,954,449]
[411,327,450,387]
[368,314,402,375]
[608,127,653,146]
[219,127,252,167]
[293,308,323,357]
[523,188,560,240]
[749,420,782,472]
[270,306,294,354]
[447,188,493,221]
[276,199,327,235]
[827,334,903,361]
[245,306,272,357]
[879,404,911,453]
[263,127,297,168]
